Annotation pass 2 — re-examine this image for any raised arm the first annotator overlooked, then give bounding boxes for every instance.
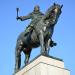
[17,13,32,21]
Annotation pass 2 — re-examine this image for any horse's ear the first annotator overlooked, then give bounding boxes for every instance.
[54,3,56,6]
[61,4,63,8]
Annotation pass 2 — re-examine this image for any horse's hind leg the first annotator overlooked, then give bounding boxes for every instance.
[15,45,22,73]
[23,48,32,65]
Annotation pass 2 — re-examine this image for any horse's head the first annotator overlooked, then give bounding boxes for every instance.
[43,3,63,26]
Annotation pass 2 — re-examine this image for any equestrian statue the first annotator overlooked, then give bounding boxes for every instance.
[15,3,63,73]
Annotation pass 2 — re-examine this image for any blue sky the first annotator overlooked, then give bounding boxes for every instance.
[0,0,75,75]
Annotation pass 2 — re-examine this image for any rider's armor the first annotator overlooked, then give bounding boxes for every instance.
[17,5,44,36]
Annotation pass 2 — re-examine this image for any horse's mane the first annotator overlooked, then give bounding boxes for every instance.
[43,4,55,20]
[45,3,60,15]
[43,3,61,20]
[45,4,54,16]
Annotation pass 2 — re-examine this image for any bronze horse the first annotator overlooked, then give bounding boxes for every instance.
[15,3,63,73]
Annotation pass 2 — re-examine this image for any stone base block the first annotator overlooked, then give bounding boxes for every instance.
[15,55,70,75]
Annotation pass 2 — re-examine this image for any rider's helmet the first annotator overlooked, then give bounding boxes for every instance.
[34,5,40,12]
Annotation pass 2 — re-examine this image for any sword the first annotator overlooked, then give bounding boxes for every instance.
[16,8,19,19]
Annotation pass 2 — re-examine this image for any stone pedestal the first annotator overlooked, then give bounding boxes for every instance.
[15,55,70,75]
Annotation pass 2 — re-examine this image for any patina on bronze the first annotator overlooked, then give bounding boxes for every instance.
[15,3,63,73]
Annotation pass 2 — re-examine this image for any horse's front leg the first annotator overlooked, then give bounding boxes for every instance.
[39,30,45,55]
[45,39,51,56]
